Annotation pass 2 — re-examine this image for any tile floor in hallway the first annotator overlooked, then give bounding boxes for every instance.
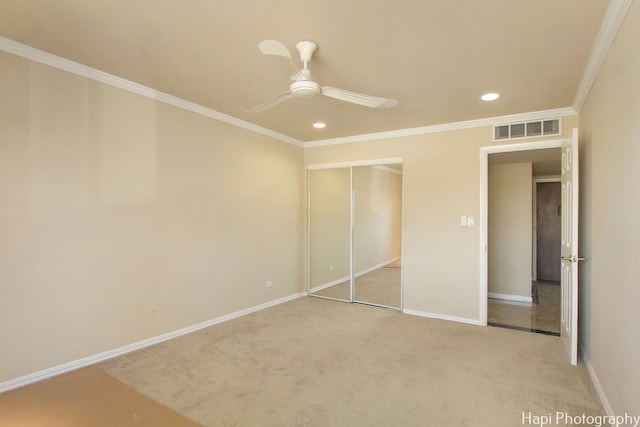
[488,281,561,335]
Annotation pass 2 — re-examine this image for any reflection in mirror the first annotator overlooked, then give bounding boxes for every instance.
[308,168,351,301]
[353,165,403,308]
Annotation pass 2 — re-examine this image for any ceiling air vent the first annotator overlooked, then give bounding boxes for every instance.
[493,118,561,142]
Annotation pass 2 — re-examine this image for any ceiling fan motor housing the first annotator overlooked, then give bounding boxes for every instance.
[291,80,320,97]
[296,40,318,62]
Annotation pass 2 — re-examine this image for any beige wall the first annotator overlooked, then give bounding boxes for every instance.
[305,130,483,321]
[304,117,578,322]
[578,0,640,415]
[0,53,303,383]
[488,163,532,300]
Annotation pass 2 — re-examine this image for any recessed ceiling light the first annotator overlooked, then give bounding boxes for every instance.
[481,93,500,101]
[313,122,326,129]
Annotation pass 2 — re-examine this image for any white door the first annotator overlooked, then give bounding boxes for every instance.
[560,128,581,365]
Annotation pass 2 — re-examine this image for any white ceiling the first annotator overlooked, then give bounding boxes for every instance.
[0,0,610,142]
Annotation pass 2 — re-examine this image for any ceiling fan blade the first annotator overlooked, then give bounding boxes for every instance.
[321,86,398,108]
[258,40,292,57]
[258,40,305,81]
[245,91,294,113]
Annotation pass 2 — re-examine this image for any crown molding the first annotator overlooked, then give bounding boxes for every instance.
[0,36,304,148]
[304,107,577,148]
[572,0,633,112]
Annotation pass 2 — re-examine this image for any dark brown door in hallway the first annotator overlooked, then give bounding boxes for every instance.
[536,182,561,282]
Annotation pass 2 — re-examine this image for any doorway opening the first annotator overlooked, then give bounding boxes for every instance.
[480,140,563,336]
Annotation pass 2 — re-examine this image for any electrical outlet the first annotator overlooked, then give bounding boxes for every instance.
[329,265,334,271]
[265,281,273,288]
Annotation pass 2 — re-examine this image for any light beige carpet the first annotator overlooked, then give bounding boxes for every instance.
[99,297,604,427]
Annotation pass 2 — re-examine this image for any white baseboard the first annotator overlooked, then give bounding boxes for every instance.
[580,343,615,417]
[0,292,305,394]
[488,292,533,304]
[403,308,483,326]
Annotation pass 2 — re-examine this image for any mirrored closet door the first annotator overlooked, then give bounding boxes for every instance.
[308,160,403,309]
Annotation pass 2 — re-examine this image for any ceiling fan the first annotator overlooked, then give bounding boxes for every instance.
[247,40,398,112]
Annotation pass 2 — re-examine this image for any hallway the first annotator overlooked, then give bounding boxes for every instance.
[488,281,560,335]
